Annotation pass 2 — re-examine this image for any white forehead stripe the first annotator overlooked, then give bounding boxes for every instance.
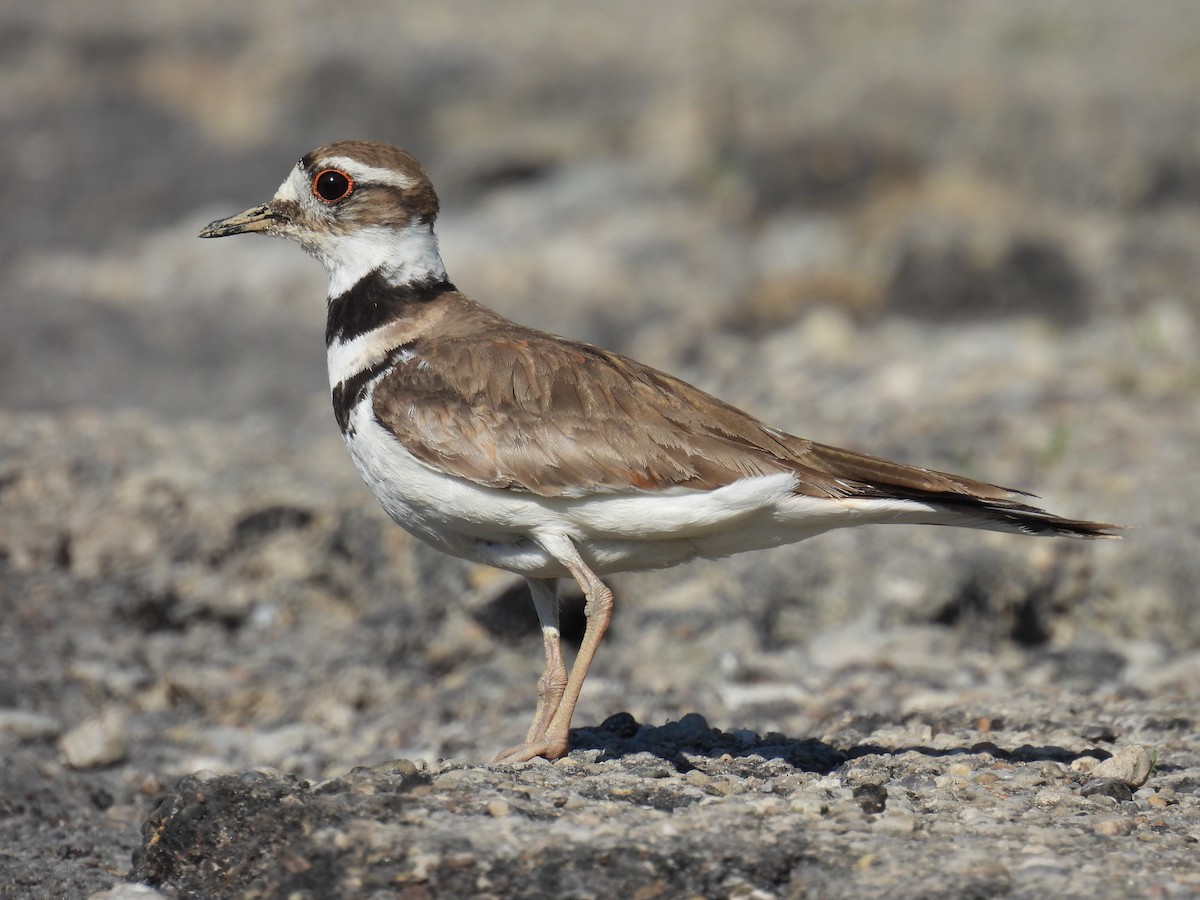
[321,157,419,191]
[273,166,304,201]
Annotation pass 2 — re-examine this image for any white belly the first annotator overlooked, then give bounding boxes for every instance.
[339,393,940,579]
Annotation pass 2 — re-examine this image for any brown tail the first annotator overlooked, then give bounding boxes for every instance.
[918,493,1121,539]
[797,440,1121,539]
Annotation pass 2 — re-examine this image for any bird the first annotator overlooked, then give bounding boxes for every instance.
[200,140,1118,763]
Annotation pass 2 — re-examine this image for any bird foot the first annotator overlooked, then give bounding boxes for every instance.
[492,734,569,763]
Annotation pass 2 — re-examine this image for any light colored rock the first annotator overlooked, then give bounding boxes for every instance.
[88,884,168,900]
[1092,746,1154,788]
[0,709,62,742]
[1070,756,1099,775]
[1093,817,1135,837]
[59,710,129,769]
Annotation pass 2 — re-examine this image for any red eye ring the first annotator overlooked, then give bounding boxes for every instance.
[312,169,354,203]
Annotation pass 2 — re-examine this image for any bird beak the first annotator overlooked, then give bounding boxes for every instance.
[199,202,284,238]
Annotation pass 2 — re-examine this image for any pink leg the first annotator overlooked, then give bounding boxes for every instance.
[520,578,568,745]
[493,537,613,763]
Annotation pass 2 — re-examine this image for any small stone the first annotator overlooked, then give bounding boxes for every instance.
[599,711,641,737]
[370,758,420,778]
[0,709,62,743]
[1093,817,1134,836]
[139,774,166,796]
[1070,756,1099,775]
[409,850,441,881]
[432,769,473,790]
[892,773,937,793]
[853,783,888,814]
[87,884,169,899]
[1081,779,1134,803]
[707,778,738,797]
[1038,761,1068,780]
[60,710,128,769]
[1092,746,1153,788]
[486,798,510,817]
[1034,789,1067,808]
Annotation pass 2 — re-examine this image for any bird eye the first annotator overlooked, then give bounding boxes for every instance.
[312,169,353,203]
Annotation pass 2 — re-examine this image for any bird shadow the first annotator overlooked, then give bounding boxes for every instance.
[568,711,1111,776]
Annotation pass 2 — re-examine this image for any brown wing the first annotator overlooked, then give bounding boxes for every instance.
[371,329,796,496]
[370,310,1023,503]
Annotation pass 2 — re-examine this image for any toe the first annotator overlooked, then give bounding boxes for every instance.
[491,735,569,763]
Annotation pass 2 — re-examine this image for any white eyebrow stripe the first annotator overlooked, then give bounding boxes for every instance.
[320,157,418,191]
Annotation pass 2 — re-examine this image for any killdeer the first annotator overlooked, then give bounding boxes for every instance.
[200,140,1118,763]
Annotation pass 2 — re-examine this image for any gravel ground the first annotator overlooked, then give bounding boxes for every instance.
[3,1,1200,897]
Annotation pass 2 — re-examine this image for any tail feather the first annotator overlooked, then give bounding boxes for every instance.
[923,494,1121,539]
[795,440,1120,540]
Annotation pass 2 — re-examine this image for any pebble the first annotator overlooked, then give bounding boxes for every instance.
[1093,817,1135,837]
[1081,779,1134,803]
[1034,790,1067,808]
[369,758,421,778]
[87,884,168,900]
[1070,756,1099,775]
[0,709,62,742]
[59,710,128,769]
[1092,746,1153,788]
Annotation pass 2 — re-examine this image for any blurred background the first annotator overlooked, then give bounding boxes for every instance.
[2,0,1199,780]
[7,1,1200,417]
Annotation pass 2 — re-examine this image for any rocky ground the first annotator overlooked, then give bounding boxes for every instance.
[2,1,1200,897]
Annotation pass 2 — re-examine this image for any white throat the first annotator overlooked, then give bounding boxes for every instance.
[317,223,448,298]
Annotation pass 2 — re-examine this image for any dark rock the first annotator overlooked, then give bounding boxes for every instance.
[853,782,889,814]
[1080,779,1135,803]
